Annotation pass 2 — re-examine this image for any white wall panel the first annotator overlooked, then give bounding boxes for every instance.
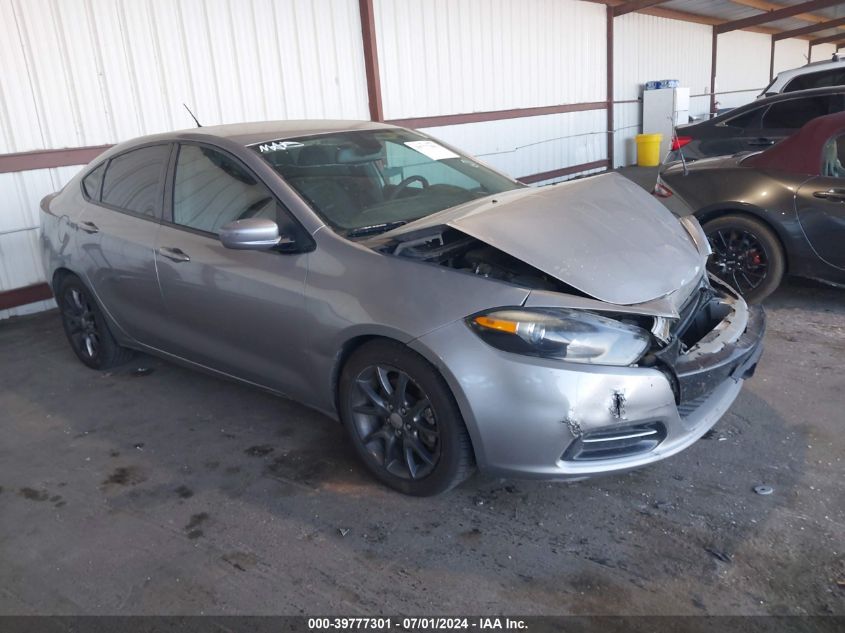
[714,30,770,109]
[612,12,711,167]
[0,0,369,318]
[811,43,837,62]
[774,38,809,76]
[375,0,606,119]
[0,0,369,153]
[421,110,607,185]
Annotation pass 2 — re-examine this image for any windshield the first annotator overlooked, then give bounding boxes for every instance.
[251,129,521,236]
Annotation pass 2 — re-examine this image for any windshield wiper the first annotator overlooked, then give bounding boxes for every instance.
[345,221,407,238]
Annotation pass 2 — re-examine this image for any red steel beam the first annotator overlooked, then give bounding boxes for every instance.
[0,283,53,311]
[715,0,845,35]
[358,0,384,122]
[810,31,845,45]
[773,15,845,40]
[612,0,670,17]
[0,145,111,174]
[386,101,607,129]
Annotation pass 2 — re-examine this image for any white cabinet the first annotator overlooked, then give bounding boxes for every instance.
[642,87,690,159]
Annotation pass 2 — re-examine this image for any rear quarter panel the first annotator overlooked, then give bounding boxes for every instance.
[661,165,818,276]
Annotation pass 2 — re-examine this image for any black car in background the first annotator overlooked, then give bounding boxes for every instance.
[667,87,845,163]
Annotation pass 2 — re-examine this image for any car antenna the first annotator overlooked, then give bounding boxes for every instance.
[183,103,202,128]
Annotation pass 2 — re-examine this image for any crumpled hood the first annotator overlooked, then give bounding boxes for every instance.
[389,172,703,305]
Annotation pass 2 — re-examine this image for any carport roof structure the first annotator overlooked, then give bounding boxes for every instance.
[596,1,845,131]
[600,1,845,42]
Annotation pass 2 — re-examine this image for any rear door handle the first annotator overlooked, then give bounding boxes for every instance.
[157,246,191,262]
[79,221,99,234]
[813,189,845,202]
[747,138,775,147]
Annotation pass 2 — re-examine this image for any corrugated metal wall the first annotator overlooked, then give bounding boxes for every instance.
[0,0,369,318]
[1,0,839,317]
[612,12,712,167]
[774,38,810,76]
[374,0,608,184]
[714,30,771,109]
[811,43,837,62]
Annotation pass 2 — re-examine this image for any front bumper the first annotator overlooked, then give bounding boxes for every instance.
[411,289,765,480]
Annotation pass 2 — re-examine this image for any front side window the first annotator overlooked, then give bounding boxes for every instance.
[252,129,520,235]
[172,144,281,234]
[101,145,171,217]
[821,134,845,178]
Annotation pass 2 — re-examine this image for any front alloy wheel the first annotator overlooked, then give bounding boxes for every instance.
[339,340,475,496]
[350,364,440,480]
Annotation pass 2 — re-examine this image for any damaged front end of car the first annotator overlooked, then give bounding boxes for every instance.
[367,173,765,478]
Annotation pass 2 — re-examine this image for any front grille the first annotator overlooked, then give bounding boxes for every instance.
[563,422,666,462]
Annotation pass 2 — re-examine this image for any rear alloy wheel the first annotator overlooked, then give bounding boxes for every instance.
[339,340,474,496]
[703,215,785,303]
[58,275,133,370]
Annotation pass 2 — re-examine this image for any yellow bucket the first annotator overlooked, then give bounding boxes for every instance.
[635,133,662,167]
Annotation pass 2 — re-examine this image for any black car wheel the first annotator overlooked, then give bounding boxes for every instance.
[339,340,475,496]
[58,274,134,370]
[703,215,785,303]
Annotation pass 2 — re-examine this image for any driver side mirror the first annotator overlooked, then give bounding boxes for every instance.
[219,218,292,250]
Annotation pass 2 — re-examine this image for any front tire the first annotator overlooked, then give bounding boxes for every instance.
[57,274,134,370]
[339,340,475,496]
[702,214,785,303]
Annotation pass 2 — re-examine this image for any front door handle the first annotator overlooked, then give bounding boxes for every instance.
[79,221,99,234]
[813,189,845,202]
[747,137,775,147]
[157,246,191,263]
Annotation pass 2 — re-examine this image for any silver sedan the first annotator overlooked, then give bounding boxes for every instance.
[40,121,764,495]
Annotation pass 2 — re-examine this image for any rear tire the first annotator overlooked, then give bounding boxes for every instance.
[57,274,134,370]
[338,340,475,496]
[702,214,785,303]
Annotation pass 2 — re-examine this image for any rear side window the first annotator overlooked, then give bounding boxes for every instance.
[723,108,761,129]
[172,144,280,234]
[762,96,830,129]
[101,144,171,217]
[784,68,845,92]
[81,163,105,200]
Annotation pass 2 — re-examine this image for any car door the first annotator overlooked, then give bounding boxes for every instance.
[75,143,171,345]
[794,133,845,270]
[153,142,313,397]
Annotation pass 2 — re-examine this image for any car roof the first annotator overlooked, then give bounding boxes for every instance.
[103,119,401,157]
[192,119,399,146]
[773,57,845,82]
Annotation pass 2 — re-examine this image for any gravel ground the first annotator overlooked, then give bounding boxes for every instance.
[0,277,842,616]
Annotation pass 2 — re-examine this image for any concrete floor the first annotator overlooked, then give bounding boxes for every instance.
[1,277,843,616]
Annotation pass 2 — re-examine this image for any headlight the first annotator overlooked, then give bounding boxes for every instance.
[467,308,650,366]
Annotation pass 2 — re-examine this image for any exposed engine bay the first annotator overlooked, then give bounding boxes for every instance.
[375,227,583,295]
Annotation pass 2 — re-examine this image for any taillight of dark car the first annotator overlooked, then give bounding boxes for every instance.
[671,136,692,151]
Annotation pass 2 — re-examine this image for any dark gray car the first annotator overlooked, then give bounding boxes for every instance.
[40,120,764,495]
[658,111,845,302]
[668,87,845,163]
